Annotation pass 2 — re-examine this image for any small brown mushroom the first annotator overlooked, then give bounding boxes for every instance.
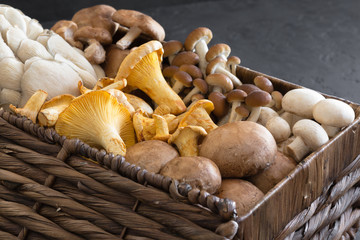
[205,73,233,94]
[112,9,165,50]
[171,51,200,67]
[162,40,183,64]
[207,57,242,87]
[247,151,297,193]
[172,70,193,94]
[199,121,277,178]
[184,27,213,76]
[160,156,222,194]
[208,91,229,119]
[50,20,83,49]
[179,64,203,80]
[226,56,241,76]
[125,140,179,173]
[216,179,264,216]
[253,76,274,93]
[234,105,250,121]
[226,89,247,123]
[205,43,231,62]
[245,90,272,122]
[182,78,208,105]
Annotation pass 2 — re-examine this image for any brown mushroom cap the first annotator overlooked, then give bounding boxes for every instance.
[112,9,165,41]
[192,78,208,94]
[74,26,113,45]
[205,43,231,62]
[208,91,229,118]
[235,105,250,119]
[72,4,117,35]
[184,27,213,51]
[103,45,130,78]
[253,76,274,93]
[226,89,247,104]
[179,64,203,79]
[50,20,83,49]
[173,70,193,88]
[206,57,227,75]
[163,40,183,58]
[216,179,264,216]
[199,121,277,178]
[247,151,297,193]
[125,140,179,173]
[171,51,200,67]
[236,84,260,94]
[160,156,222,194]
[205,73,233,93]
[245,90,272,107]
[162,65,179,78]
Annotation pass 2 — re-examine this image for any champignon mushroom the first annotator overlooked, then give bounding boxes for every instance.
[160,156,222,195]
[125,140,179,173]
[247,151,297,193]
[112,9,165,50]
[115,40,186,115]
[312,98,355,137]
[216,179,264,216]
[37,94,75,127]
[55,90,135,156]
[199,121,277,178]
[206,57,242,87]
[266,116,291,143]
[280,111,304,129]
[286,119,329,162]
[184,27,213,77]
[9,89,48,123]
[282,88,325,119]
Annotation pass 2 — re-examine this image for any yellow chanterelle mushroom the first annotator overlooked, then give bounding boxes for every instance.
[55,90,135,156]
[115,40,186,115]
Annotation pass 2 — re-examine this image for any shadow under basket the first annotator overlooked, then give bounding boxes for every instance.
[0,66,360,240]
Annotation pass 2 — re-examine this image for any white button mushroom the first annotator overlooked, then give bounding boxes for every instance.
[282,88,325,119]
[287,119,329,162]
[312,98,355,137]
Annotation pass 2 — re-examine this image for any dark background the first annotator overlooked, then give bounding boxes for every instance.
[3,0,359,104]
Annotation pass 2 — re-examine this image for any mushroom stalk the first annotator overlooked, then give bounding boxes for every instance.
[228,101,241,123]
[183,87,201,105]
[286,136,310,162]
[100,125,127,156]
[116,26,143,50]
[195,40,209,77]
[214,65,242,87]
[247,107,261,122]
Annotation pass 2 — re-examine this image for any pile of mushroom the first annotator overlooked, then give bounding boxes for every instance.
[4,3,358,218]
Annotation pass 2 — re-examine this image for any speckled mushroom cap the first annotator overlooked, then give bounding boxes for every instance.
[112,9,165,41]
[184,27,213,51]
[205,43,231,62]
[116,40,163,80]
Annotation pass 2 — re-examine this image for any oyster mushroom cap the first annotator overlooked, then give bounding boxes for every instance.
[199,121,277,178]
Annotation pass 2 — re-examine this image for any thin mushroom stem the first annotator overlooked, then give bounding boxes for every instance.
[215,66,242,87]
[228,101,241,123]
[247,107,261,122]
[116,26,143,50]
[100,125,127,156]
[183,87,200,105]
[195,40,209,77]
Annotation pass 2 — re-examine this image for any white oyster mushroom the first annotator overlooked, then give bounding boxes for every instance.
[313,99,355,137]
[17,38,53,62]
[5,26,27,52]
[1,6,27,33]
[0,88,21,106]
[20,58,81,106]
[0,35,15,59]
[26,19,43,40]
[287,119,329,162]
[0,57,23,91]
[0,14,12,38]
[282,88,325,119]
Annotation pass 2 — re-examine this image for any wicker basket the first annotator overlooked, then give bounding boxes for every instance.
[0,66,359,240]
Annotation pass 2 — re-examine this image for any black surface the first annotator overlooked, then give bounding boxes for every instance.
[3,0,360,104]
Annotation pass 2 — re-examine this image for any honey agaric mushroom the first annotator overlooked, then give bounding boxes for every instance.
[103,45,130,78]
[38,94,75,127]
[226,89,247,123]
[162,40,183,65]
[205,43,231,62]
[206,57,242,87]
[179,99,218,133]
[72,5,117,64]
[245,90,272,122]
[112,9,165,50]
[115,40,186,115]
[160,156,222,194]
[226,56,241,76]
[184,27,213,77]
[170,51,200,67]
[168,125,207,157]
[133,110,178,142]
[199,121,277,178]
[9,89,48,123]
[172,70,193,94]
[125,140,179,173]
[207,91,228,119]
[280,111,304,129]
[179,64,203,80]
[270,90,283,111]
[253,76,274,93]
[282,88,325,119]
[234,105,250,121]
[287,119,329,162]
[55,90,135,156]
[312,99,355,137]
[50,20,83,49]
[258,107,279,126]
[205,73,233,94]
[182,78,208,105]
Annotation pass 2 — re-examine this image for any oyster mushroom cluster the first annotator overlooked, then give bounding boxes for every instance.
[5,3,357,218]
